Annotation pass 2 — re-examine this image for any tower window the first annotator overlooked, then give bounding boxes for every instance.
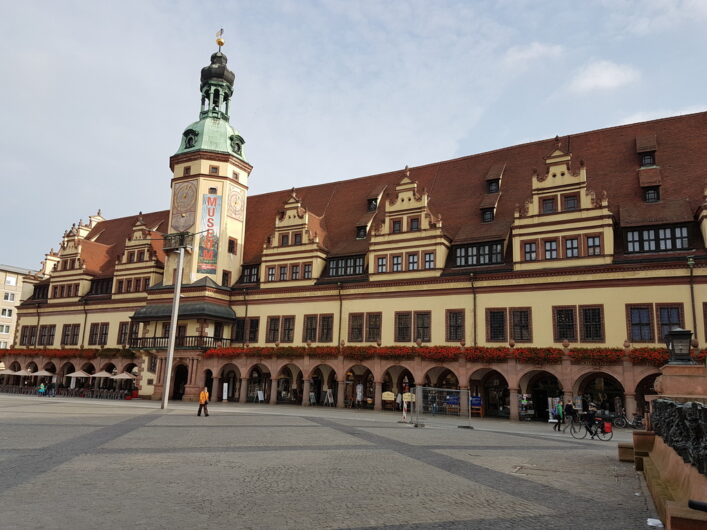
[208,187,217,194]
[487,179,500,194]
[209,166,219,175]
[644,187,660,203]
[481,208,494,222]
[183,166,191,176]
[641,152,656,167]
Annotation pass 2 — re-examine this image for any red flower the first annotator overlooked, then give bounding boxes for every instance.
[567,348,624,364]
[628,348,669,367]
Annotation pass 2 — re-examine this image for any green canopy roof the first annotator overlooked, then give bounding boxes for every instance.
[131,302,236,322]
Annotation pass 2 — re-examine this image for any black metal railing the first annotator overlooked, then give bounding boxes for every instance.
[651,399,706,475]
[128,336,234,350]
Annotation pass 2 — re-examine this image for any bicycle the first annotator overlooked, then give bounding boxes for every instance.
[612,412,644,429]
[570,417,613,441]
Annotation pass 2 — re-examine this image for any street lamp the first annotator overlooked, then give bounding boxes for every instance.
[664,327,695,365]
[161,231,193,409]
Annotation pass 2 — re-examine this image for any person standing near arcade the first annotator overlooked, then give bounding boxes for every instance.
[198,387,210,417]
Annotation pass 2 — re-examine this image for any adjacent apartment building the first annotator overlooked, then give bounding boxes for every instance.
[0,265,35,350]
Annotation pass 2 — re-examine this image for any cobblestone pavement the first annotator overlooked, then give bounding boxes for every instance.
[0,395,657,529]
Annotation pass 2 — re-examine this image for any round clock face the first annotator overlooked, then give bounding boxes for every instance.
[174,182,197,212]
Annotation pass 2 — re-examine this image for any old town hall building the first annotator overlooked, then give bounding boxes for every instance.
[3,48,706,421]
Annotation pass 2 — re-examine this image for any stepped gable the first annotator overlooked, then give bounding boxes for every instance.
[82,210,169,276]
[242,111,707,264]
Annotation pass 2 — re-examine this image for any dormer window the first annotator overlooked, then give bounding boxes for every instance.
[644,187,660,203]
[367,198,378,211]
[487,179,500,194]
[542,198,556,214]
[183,129,199,149]
[481,208,494,223]
[356,226,367,239]
[641,152,656,167]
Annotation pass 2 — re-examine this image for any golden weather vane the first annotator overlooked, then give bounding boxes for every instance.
[216,28,225,51]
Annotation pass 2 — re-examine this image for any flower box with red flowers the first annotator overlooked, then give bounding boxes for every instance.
[0,348,98,359]
[512,347,563,364]
[464,347,512,363]
[627,348,669,367]
[567,348,624,365]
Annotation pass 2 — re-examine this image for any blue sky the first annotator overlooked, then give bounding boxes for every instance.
[1,0,706,269]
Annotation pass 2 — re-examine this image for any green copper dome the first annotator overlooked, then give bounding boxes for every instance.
[175,51,247,162]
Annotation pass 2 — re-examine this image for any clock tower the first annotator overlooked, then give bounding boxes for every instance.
[167,41,253,288]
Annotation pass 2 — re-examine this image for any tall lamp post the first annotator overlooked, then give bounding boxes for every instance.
[161,232,192,410]
[664,327,695,365]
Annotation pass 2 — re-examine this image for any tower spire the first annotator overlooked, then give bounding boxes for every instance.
[216,28,224,53]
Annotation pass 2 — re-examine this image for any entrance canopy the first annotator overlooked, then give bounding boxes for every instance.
[131,302,236,322]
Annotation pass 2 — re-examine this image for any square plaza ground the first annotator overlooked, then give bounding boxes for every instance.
[0,395,656,529]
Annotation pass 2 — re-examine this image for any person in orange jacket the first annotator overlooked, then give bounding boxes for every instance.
[198,387,209,417]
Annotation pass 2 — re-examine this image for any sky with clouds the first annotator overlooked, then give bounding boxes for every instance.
[1,0,706,269]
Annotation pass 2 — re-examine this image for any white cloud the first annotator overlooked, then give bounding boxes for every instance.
[603,0,707,35]
[619,105,707,125]
[568,60,640,93]
[503,42,562,68]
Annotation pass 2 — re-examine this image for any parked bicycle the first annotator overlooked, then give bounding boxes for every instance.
[569,416,614,441]
[612,411,644,429]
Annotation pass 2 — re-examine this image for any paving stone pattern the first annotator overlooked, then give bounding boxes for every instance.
[0,396,656,529]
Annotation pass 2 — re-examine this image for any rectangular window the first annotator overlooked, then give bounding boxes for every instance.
[281,316,295,343]
[280,234,289,247]
[542,198,556,214]
[524,242,537,261]
[303,263,312,279]
[455,247,467,266]
[213,322,224,340]
[0,325,9,334]
[377,256,387,273]
[291,265,300,280]
[222,270,231,287]
[97,323,109,345]
[3,292,15,302]
[243,265,259,283]
[580,306,604,342]
[553,307,577,342]
[644,187,660,203]
[454,242,503,267]
[279,266,287,281]
[126,279,133,293]
[544,240,557,259]
[414,312,431,342]
[118,322,130,345]
[392,255,402,272]
[446,310,464,342]
[20,325,38,346]
[563,195,578,211]
[675,226,688,249]
[345,257,355,275]
[392,219,402,233]
[267,267,275,282]
[642,229,656,251]
[407,253,418,271]
[349,313,364,342]
[228,238,237,254]
[304,315,318,343]
[511,309,532,342]
[0,308,12,318]
[481,208,494,222]
[409,217,420,231]
[266,317,280,343]
[365,313,382,342]
[5,275,17,286]
[627,231,640,253]
[424,252,435,269]
[395,312,412,342]
[565,238,579,258]
[144,278,150,290]
[658,228,672,250]
[628,305,653,342]
[233,318,245,342]
[128,251,135,263]
[486,309,507,342]
[328,256,364,276]
[247,318,259,343]
[88,323,99,345]
[61,324,80,345]
[587,236,601,256]
[319,315,333,342]
[37,325,56,346]
[137,250,145,262]
[294,233,302,245]
[117,280,124,293]
[209,165,219,174]
[129,322,140,341]
[657,304,683,341]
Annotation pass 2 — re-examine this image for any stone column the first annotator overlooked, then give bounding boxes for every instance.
[212,377,221,401]
[563,390,573,404]
[374,381,383,411]
[270,378,279,404]
[302,379,311,406]
[238,377,247,403]
[624,393,637,417]
[460,387,470,417]
[336,380,345,408]
[509,388,520,421]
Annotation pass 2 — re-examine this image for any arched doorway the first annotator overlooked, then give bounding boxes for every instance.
[469,369,510,418]
[520,370,562,421]
[382,366,415,411]
[172,365,188,400]
[247,364,271,403]
[275,364,303,404]
[577,372,625,413]
[423,367,459,389]
[635,373,660,414]
[344,365,374,408]
[220,364,241,402]
[309,365,337,406]
[204,369,214,399]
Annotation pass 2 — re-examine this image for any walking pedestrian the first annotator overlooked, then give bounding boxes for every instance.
[197,387,209,417]
[38,382,46,397]
[552,400,563,431]
[562,399,576,432]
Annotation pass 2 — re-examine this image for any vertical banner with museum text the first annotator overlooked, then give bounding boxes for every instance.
[197,194,221,273]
